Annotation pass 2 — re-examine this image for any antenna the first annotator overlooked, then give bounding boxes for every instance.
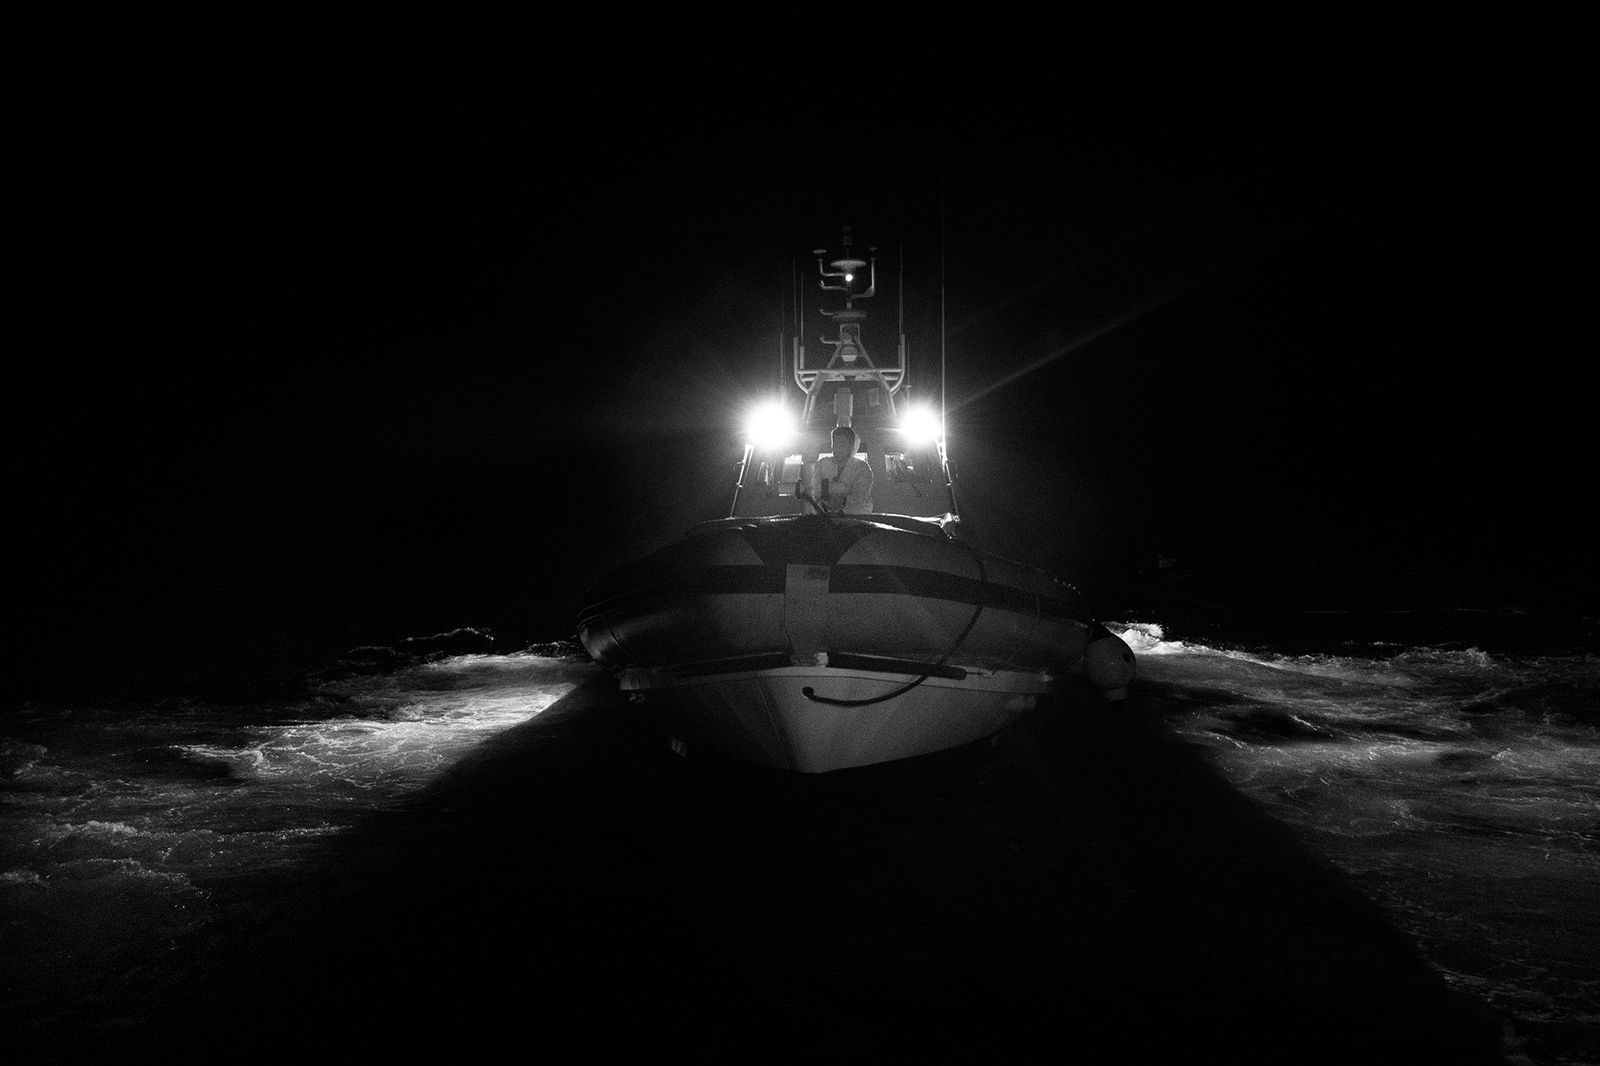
[940,146,947,437]
[898,244,907,392]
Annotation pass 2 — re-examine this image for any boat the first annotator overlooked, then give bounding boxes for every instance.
[576,227,1135,773]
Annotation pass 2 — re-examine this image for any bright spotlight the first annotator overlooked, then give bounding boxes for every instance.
[744,402,794,451]
[899,405,943,447]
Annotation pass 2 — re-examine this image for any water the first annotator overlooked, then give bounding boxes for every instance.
[1114,619,1600,1064]
[2,621,1596,1063]
[0,631,592,1049]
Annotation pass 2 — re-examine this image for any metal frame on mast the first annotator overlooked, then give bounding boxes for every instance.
[794,227,904,427]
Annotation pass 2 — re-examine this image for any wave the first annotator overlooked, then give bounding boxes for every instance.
[304,626,582,681]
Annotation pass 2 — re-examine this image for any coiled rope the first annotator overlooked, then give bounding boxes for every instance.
[802,535,989,708]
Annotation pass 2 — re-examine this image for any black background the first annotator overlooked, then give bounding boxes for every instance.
[11,53,1589,701]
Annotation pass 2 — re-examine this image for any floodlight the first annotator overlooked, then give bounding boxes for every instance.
[744,402,794,451]
[899,405,943,447]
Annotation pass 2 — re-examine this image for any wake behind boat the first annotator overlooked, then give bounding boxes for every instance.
[577,228,1135,772]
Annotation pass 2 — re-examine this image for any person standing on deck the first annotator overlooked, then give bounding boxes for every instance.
[816,425,874,514]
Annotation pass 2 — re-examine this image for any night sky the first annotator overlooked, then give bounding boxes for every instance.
[12,68,1589,702]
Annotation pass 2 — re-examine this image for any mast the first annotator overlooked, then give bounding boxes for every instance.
[795,225,903,428]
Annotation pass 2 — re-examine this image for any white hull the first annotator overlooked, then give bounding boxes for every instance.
[619,663,1054,773]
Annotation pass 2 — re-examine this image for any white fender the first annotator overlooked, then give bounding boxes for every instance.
[1083,623,1136,703]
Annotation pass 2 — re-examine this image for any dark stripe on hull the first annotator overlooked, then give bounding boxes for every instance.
[824,651,970,680]
[826,565,1087,623]
[578,563,1090,631]
[579,565,787,627]
[648,651,971,681]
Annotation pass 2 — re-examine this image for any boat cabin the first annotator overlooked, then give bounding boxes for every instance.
[729,229,957,526]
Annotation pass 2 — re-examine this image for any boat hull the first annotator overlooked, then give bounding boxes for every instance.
[620,663,1051,773]
[578,514,1099,772]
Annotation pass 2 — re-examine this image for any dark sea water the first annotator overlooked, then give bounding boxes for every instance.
[1118,617,1600,1065]
[2,615,1596,1064]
